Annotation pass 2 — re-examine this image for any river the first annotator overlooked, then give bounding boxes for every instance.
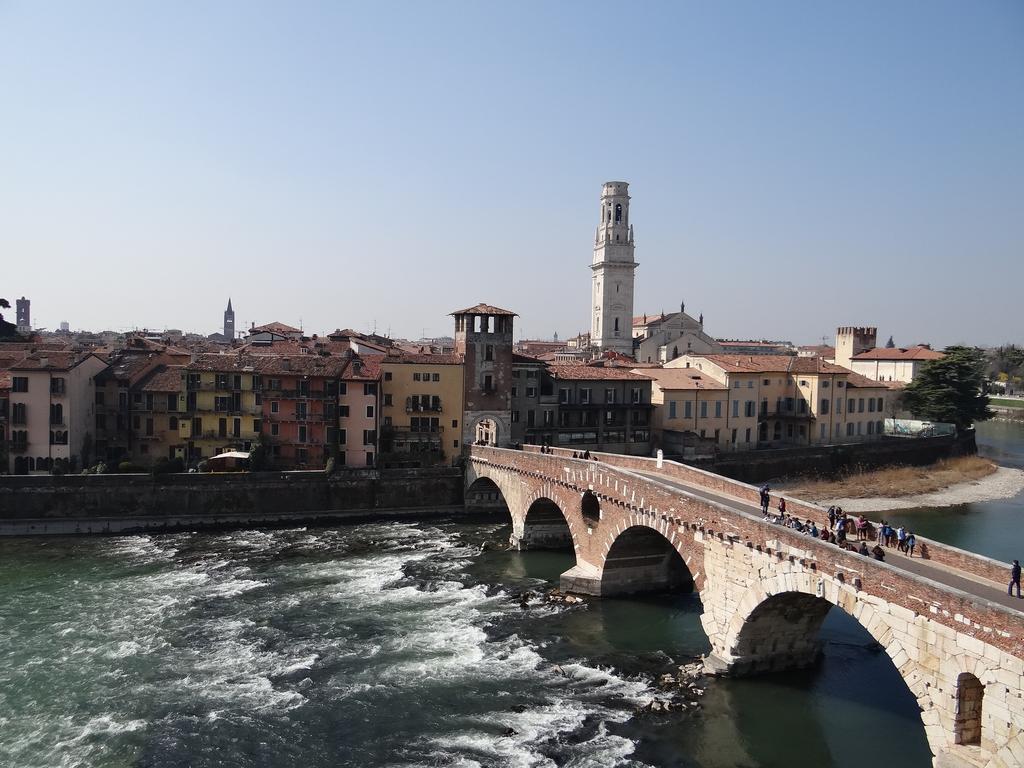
[1,420,1021,768]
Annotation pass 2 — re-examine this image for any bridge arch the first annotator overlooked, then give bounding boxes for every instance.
[597,524,697,597]
[715,572,945,758]
[520,496,576,552]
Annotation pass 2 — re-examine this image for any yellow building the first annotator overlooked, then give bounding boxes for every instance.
[181,354,262,463]
[130,365,187,466]
[662,354,891,448]
[379,352,464,465]
[642,367,745,453]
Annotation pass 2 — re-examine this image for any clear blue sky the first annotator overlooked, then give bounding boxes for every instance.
[2,1,1021,347]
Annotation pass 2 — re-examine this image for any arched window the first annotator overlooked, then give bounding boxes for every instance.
[955,673,984,745]
[50,402,63,426]
[614,203,622,223]
[614,318,619,332]
[606,207,611,223]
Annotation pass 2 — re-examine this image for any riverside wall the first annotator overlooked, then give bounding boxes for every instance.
[0,468,465,535]
[689,432,977,484]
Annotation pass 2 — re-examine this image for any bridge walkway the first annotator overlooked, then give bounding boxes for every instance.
[635,470,1024,614]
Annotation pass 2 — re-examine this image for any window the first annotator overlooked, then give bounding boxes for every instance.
[684,401,692,419]
[631,388,642,404]
[338,428,346,444]
[820,424,826,439]
[744,428,751,443]
[384,371,393,381]
[95,390,105,406]
[763,379,770,386]
[96,413,106,430]
[383,394,393,406]
[298,425,308,442]
[271,401,279,414]
[821,381,830,389]
[339,405,350,417]
[366,405,374,418]
[744,401,756,418]
[604,388,616,404]
[271,422,280,436]
[868,398,875,413]
[700,401,707,419]
[364,382,377,396]
[145,417,154,436]
[511,411,520,423]
[669,401,677,419]
[339,383,347,395]
[12,376,28,393]
[559,388,572,404]
[836,398,842,414]
[733,381,740,389]
[715,401,722,418]
[858,398,865,413]
[252,418,260,433]
[365,452,374,466]
[820,399,829,415]
[877,397,884,411]
[579,389,591,404]
[543,410,554,426]
[11,402,26,425]
[526,386,537,398]
[732,400,739,418]
[413,372,421,381]
[485,345,494,361]
[50,403,63,425]
[847,423,854,436]
[432,373,440,382]
[848,398,855,412]
[483,375,493,392]
[363,429,376,445]
[747,381,754,388]
[527,410,536,427]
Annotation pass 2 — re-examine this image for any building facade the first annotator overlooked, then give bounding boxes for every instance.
[380,353,464,466]
[8,351,107,474]
[591,182,637,356]
[660,354,891,451]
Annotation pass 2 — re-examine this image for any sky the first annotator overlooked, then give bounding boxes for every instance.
[1,1,1022,347]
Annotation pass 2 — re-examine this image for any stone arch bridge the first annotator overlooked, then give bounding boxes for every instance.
[466,445,1024,768]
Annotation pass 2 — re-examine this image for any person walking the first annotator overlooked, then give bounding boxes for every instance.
[896,526,907,553]
[1011,560,1022,598]
[906,532,916,558]
[827,505,837,530]
[760,485,771,516]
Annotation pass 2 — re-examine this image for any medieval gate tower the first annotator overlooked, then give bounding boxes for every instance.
[590,181,637,357]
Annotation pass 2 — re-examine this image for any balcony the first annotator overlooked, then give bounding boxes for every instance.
[138,431,166,441]
[404,399,443,414]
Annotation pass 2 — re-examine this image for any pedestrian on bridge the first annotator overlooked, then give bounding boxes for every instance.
[827,505,837,530]
[760,485,770,516]
[1011,560,1022,598]
[906,532,916,558]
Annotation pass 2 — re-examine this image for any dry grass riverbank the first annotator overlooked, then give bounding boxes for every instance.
[784,456,998,501]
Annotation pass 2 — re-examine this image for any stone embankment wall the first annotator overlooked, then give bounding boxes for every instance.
[0,468,464,535]
[691,432,977,484]
[521,443,1010,587]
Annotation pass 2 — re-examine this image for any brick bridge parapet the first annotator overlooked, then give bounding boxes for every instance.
[466,445,1024,768]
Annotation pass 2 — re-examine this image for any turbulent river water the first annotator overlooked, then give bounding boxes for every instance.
[2,420,1021,768]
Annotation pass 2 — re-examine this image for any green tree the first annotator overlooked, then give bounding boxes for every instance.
[902,346,993,430]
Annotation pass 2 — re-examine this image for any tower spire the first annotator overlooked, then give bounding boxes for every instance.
[590,181,637,357]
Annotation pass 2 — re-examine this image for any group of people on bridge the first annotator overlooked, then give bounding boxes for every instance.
[758,485,916,563]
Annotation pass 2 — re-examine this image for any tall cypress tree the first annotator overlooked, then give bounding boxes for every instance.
[901,346,993,430]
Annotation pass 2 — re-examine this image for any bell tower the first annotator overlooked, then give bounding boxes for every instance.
[224,298,235,340]
[591,181,637,357]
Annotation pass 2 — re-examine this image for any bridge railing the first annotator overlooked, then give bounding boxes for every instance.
[511,444,1011,587]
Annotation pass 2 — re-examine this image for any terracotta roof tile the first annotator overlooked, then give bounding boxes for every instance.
[696,355,848,375]
[852,347,944,361]
[140,365,185,392]
[382,353,464,365]
[547,365,653,381]
[449,303,517,316]
[643,369,728,390]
